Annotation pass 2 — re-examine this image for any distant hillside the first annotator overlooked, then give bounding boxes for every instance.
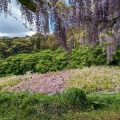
[0,36,11,39]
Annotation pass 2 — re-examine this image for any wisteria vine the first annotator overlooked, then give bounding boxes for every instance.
[0,0,120,51]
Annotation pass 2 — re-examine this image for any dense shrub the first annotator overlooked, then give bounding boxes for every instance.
[0,54,26,76]
[53,48,68,70]
[112,46,120,65]
[20,53,42,74]
[69,46,93,68]
[35,50,55,73]
[0,45,119,77]
[0,53,37,76]
[35,48,68,73]
[63,88,87,109]
[0,48,68,76]
[92,45,106,65]
[69,45,106,68]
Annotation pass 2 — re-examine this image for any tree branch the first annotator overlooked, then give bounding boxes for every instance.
[100,16,120,31]
[18,0,38,12]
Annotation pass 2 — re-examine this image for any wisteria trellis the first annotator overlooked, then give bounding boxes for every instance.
[0,0,120,59]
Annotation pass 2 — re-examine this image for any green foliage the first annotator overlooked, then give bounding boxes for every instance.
[69,45,106,68]
[10,38,33,55]
[0,34,58,59]
[0,48,68,76]
[39,34,58,50]
[0,45,119,77]
[0,54,25,76]
[36,48,68,73]
[0,37,34,58]
[92,45,106,65]
[0,90,120,120]
[69,46,90,68]
[112,46,120,65]
[53,48,68,70]
[20,54,41,74]
[88,93,120,110]
[64,88,87,109]
[0,38,12,58]
[0,54,33,76]
[35,50,55,73]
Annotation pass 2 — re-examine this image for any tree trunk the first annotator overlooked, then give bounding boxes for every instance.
[105,31,118,63]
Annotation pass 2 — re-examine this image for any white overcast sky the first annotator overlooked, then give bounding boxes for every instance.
[0,0,36,37]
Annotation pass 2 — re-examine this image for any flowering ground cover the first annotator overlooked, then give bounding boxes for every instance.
[3,70,70,94]
[67,66,120,93]
[1,66,120,94]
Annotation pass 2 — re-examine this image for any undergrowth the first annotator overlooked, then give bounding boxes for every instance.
[0,88,120,120]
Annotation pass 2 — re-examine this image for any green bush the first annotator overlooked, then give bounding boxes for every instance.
[36,50,55,73]
[20,53,42,74]
[0,45,119,77]
[0,54,26,76]
[69,46,89,68]
[0,48,68,76]
[69,45,106,68]
[36,48,68,73]
[92,45,106,65]
[64,88,87,109]
[7,55,25,75]
[112,46,120,65]
[53,48,68,70]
